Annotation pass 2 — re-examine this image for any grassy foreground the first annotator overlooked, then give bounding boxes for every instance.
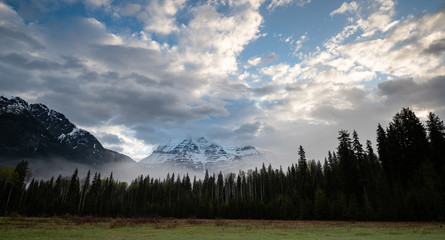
[1,217,444,240]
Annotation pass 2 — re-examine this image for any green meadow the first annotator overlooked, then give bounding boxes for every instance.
[1,217,444,240]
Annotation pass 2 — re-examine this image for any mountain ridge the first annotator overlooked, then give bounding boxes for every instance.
[140,136,263,171]
[0,96,133,165]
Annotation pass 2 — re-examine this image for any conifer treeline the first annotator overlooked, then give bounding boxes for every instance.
[1,108,444,220]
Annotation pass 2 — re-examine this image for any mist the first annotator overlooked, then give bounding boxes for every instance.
[2,155,278,184]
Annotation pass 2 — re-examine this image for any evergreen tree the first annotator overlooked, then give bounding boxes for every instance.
[426,112,445,168]
[386,108,428,185]
[376,123,392,182]
[66,169,80,215]
[78,170,90,215]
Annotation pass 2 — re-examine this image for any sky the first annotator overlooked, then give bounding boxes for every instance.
[1,0,445,165]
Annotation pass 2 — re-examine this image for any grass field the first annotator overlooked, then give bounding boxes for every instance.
[1,216,444,240]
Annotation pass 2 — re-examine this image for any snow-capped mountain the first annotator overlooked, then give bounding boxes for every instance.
[0,96,133,165]
[140,137,263,171]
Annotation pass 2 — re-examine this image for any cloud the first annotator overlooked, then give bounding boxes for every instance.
[0,53,84,71]
[0,2,26,28]
[83,0,112,8]
[120,3,142,17]
[424,38,445,56]
[0,26,45,51]
[268,0,311,10]
[248,57,262,67]
[378,76,445,113]
[137,0,185,35]
[177,3,263,77]
[244,52,278,69]
[234,121,262,135]
[330,1,358,16]
[295,33,306,50]
[338,9,445,78]
[357,0,397,37]
[98,133,123,144]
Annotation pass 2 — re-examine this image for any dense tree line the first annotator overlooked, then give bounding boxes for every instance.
[1,108,444,220]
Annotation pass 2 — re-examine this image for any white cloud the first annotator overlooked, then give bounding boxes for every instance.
[83,0,112,8]
[244,52,278,69]
[88,125,155,161]
[261,63,291,83]
[176,3,263,77]
[248,57,262,66]
[0,2,26,29]
[357,0,396,37]
[138,0,185,35]
[330,1,358,16]
[340,10,445,79]
[268,0,311,10]
[293,32,307,55]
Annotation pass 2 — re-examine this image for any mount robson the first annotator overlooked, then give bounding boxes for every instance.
[0,96,267,181]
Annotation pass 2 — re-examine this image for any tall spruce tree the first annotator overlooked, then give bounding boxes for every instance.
[66,168,80,215]
[426,112,445,168]
[386,108,428,185]
[376,124,390,179]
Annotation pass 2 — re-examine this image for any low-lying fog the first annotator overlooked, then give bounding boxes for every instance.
[3,156,287,183]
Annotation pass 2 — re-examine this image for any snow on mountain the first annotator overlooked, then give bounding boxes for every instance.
[140,137,263,171]
[0,96,29,115]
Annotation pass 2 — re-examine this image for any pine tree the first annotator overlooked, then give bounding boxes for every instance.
[66,168,80,215]
[386,108,428,184]
[78,170,90,215]
[426,112,445,168]
[376,123,388,176]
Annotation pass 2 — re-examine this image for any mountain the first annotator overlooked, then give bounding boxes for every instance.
[0,96,133,165]
[140,137,263,172]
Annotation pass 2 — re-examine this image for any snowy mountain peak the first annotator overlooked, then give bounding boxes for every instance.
[0,96,133,164]
[140,137,262,170]
[0,96,29,115]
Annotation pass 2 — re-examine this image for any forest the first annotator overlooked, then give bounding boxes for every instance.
[1,108,444,221]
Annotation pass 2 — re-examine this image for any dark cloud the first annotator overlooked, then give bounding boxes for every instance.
[0,53,62,70]
[285,84,302,92]
[129,72,158,86]
[0,63,35,92]
[38,82,227,128]
[234,121,261,135]
[99,133,123,144]
[88,44,206,89]
[378,78,417,96]
[132,124,164,144]
[89,45,163,70]
[0,26,45,50]
[60,56,84,69]
[423,38,445,56]
[264,52,278,62]
[378,76,445,110]
[252,85,279,96]
[0,53,84,72]
[109,146,124,153]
